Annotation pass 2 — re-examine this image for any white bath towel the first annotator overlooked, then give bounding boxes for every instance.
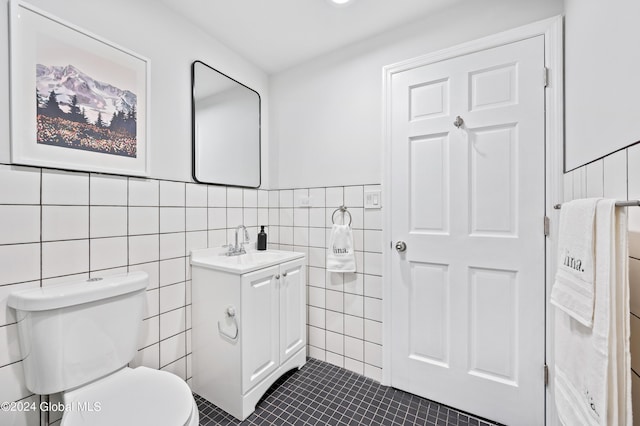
[327,224,356,273]
[551,198,598,327]
[553,199,632,426]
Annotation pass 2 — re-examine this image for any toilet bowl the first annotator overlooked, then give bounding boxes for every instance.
[61,367,199,426]
[8,272,199,426]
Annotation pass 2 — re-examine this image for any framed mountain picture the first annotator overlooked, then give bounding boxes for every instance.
[9,0,150,176]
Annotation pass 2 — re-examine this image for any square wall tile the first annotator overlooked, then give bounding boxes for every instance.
[186,208,207,232]
[364,319,382,344]
[90,237,127,271]
[0,165,40,205]
[186,231,208,254]
[90,206,127,238]
[280,190,293,208]
[308,326,326,349]
[344,315,364,339]
[345,186,364,208]
[42,240,89,278]
[227,188,243,207]
[294,208,309,227]
[160,307,186,340]
[268,191,279,208]
[90,174,127,206]
[344,358,364,375]
[42,206,89,241]
[344,336,364,361]
[364,342,383,368]
[160,181,185,207]
[160,207,186,233]
[208,186,226,207]
[129,207,159,235]
[129,235,160,265]
[326,331,344,355]
[243,189,258,208]
[326,187,344,208]
[160,282,186,313]
[326,311,344,334]
[160,233,186,260]
[160,257,186,286]
[258,190,269,208]
[186,184,207,207]
[207,208,226,230]
[309,188,325,208]
[129,178,159,206]
[42,169,89,205]
[0,206,39,244]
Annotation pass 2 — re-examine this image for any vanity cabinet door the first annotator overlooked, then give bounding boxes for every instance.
[279,258,306,364]
[241,265,280,394]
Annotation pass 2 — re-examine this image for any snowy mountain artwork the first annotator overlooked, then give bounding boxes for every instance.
[36,63,138,158]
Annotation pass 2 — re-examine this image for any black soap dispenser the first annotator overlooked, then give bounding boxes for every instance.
[257,226,267,251]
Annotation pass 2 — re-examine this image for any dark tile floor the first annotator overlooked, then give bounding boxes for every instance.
[195,358,497,426]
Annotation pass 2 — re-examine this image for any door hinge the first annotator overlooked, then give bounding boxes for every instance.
[543,67,550,88]
[544,364,549,386]
[544,216,550,237]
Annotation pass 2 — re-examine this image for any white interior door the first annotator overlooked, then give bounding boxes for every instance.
[390,36,546,425]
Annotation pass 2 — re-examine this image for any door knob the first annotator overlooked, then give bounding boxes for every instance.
[395,241,407,252]
[453,115,464,128]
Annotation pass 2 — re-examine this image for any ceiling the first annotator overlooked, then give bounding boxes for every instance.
[159,0,462,74]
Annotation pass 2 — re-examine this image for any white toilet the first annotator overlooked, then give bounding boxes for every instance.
[8,271,199,426]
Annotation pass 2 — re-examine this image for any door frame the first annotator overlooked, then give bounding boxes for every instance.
[381,16,564,425]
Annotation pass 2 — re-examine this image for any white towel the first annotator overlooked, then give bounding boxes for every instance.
[327,224,356,273]
[553,199,632,426]
[551,198,598,327]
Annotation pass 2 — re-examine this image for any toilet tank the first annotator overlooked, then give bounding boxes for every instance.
[7,272,148,395]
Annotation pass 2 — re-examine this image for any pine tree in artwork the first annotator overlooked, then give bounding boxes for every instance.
[69,95,83,122]
[95,112,104,128]
[42,90,64,118]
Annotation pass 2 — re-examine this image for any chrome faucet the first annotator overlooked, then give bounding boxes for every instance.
[226,225,250,256]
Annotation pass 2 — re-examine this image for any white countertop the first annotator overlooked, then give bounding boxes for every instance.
[190,247,305,274]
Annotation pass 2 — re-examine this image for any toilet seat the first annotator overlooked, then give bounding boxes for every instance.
[61,367,197,426]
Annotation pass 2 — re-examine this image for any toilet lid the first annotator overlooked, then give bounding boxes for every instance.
[62,367,194,426]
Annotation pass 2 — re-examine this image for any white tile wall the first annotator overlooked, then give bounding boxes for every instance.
[0,166,284,426]
[267,184,383,380]
[565,145,640,420]
[0,164,385,426]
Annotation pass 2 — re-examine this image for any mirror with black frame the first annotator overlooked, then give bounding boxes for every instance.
[191,60,261,187]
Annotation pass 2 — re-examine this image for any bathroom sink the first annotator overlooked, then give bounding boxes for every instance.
[190,248,305,274]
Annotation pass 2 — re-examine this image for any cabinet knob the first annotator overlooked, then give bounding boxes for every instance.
[282,272,288,277]
[275,274,280,279]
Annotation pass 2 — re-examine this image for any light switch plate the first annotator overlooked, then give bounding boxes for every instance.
[364,190,382,209]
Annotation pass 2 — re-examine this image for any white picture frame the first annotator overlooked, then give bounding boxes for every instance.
[9,0,150,176]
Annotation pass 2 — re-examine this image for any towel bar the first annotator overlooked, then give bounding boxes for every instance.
[553,200,640,209]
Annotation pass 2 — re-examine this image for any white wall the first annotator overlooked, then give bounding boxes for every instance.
[0,0,270,186]
[564,0,640,171]
[269,0,564,189]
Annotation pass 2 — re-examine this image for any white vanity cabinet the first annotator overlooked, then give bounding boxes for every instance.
[191,249,306,421]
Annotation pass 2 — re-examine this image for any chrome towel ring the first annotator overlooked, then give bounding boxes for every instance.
[331,205,352,226]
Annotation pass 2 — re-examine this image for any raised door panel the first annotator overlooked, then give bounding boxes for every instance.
[279,258,306,363]
[241,265,280,394]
